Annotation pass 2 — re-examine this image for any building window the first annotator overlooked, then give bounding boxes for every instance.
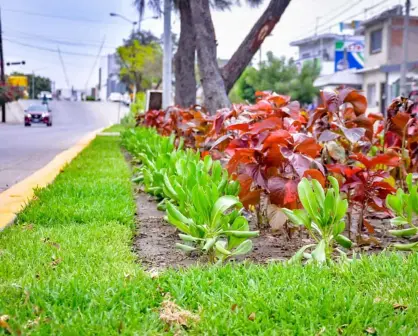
[367,83,376,107]
[370,29,382,54]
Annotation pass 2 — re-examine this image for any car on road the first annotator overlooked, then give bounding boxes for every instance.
[108,92,123,102]
[24,104,52,127]
[37,91,53,100]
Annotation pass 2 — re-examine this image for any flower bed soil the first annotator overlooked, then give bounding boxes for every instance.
[132,188,412,270]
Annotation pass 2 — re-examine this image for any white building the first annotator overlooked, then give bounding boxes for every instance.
[356,5,418,114]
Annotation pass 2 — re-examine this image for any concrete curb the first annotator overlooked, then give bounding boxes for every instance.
[0,127,104,230]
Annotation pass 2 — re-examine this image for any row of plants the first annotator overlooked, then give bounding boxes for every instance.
[136,89,417,234]
[122,128,259,263]
[128,88,418,263]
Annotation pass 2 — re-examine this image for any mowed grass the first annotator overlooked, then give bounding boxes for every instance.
[103,124,127,133]
[1,135,418,335]
[0,136,162,334]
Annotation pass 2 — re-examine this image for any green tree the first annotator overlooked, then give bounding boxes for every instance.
[117,40,162,93]
[11,71,51,99]
[231,53,320,104]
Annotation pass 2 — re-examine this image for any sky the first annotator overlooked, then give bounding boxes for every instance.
[0,0,413,91]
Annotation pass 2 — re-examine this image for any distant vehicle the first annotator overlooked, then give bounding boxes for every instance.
[37,91,53,100]
[122,92,131,106]
[24,104,52,127]
[108,92,123,102]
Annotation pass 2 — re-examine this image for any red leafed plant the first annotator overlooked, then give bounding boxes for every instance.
[327,152,399,240]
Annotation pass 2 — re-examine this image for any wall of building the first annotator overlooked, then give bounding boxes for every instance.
[389,17,418,65]
[362,70,386,113]
[364,21,390,68]
[298,39,335,61]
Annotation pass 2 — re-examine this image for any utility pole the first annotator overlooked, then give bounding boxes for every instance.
[400,0,411,97]
[0,8,6,123]
[162,0,172,108]
[32,71,35,99]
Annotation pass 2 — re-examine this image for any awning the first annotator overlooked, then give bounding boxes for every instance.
[314,69,363,88]
[380,61,418,73]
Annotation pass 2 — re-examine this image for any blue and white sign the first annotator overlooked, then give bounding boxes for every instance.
[334,39,364,72]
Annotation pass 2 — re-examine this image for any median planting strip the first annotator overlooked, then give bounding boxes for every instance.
[1,133,418,334]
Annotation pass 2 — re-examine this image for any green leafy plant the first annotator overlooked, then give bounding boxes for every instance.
[386,173,418,250]
[122,127,258,262]
[167,195,258,263]
[282,176,352,264]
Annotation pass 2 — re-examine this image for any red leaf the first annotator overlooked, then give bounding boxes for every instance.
[340,126,365,144]
[363,219,375,234]
[267,177,298,207]
[249,117,282,134]
[264,145,285,167]
[390,112,412,137]
[288,153,312,177]
[227,123,250,132]
[340,89,367,115]
[227,149,256,174]
[303,169,326,187]
[294,137,322,158]
[240,189,262,209]
[250,100,272,112]
[318,130,340,142]
[321,89,338,113]
[262,130,291,150]
[267,94,290,106]
[350,153,400,170]
[244,163,267,189]
[210,134,232,150]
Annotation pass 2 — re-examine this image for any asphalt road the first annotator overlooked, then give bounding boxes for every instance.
[0,100,129,192]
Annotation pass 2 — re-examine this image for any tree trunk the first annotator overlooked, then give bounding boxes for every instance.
[189,0,231,114]
[174,0,197,107]
[221,0,292,93]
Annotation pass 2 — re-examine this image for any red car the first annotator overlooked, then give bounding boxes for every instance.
[24,104,52,127]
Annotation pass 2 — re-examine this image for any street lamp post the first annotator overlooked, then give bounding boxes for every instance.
[162,0,172,109]
[110,13,137,35]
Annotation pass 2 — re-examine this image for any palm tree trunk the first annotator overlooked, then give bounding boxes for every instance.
[174,0,197,107]
[189,0,231,114]
[221,0,292,93]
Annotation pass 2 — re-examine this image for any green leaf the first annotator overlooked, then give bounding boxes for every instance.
[333,220,345,236]
[175,243,196,252]
[166,202,194,226]
[311,240,326,263]
[390,216,409,226]
[215,241,232,256]
[386,193,403,215]
[210,196,242,229]
[311,179,325,204]
[282,208,310,228]
[178,234,201,242]
[388,227,418,237]
[231,216,249,231]
[286,244,316,265]
[335,234,352,248]
[232,240,253,256]
[223,230,259,238]
[297,178,318,220]
[163,173,178,200]
[203,237,218,251]
[167,213,191,235]
[203,154,213,173]
[392,241,418,251]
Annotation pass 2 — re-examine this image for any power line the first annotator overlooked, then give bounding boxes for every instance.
[4,33,117,50]
[3,26,118,48]
[85,37,106,90]
[4,38,101,57]
[57,46,71,88]
[2,8,119,25]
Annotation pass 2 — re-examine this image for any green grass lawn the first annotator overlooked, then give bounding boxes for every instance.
[1,135,418,335]
[103,124,127,133]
